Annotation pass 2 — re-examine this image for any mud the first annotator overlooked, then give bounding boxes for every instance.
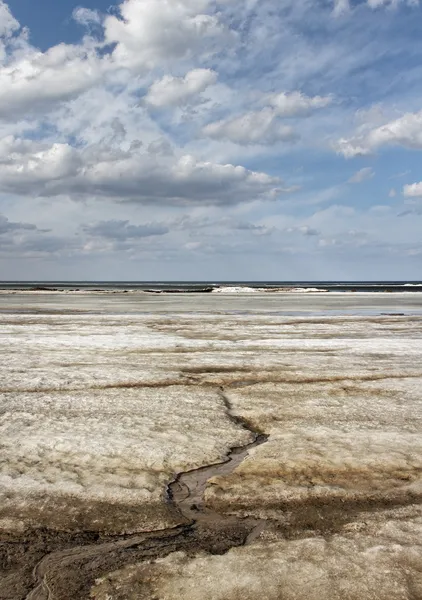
[2,302,422,599]
[4,379,420,599]
[0,388,268,600]
[168,389,268,528]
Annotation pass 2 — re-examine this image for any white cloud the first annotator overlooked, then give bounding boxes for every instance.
[72,7,102,27]
[332,0,350,16]
[367,0,419,7]
[268,91,332,117]
[0,1,227,121]
[0,1,26,65]
[403,182,422,198]
[0,137,282,206]
[203,91,331,146]
[203,108,298,146]
[333,0,418,12]
[0,0,419,277]
[145,68,217,108]
[348,167,374,183]
[337,110,422,157]
[0,137,82,191]
[0,43,107,121]
[0,0,18,38]
[389,188,397,197]
[103,0,230,71]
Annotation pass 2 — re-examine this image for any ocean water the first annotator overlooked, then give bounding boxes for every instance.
[1,280,422,292]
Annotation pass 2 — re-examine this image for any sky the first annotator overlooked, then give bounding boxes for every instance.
[0,0,422,281]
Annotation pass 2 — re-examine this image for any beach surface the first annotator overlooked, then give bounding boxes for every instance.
[1,290,422,599]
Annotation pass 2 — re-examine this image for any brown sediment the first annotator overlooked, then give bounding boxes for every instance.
[206,488,422,539]
[2,370,422,395]
[0,387,268,600]
[167,388,268,527]
[2,381,421,599]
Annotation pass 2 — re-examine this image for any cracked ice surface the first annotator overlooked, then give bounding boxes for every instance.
[202,319,422,518]
[91,506,422,600]
[0,307,258,534]
[2,290,422,598]
[0,385,252,534]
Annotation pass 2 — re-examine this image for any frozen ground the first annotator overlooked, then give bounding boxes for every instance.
[1,291,422,598]
[92,506,422,600]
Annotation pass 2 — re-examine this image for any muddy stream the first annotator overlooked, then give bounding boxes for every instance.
[1,389,268,600]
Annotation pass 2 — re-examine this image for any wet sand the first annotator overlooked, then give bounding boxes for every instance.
[1,291,422,599]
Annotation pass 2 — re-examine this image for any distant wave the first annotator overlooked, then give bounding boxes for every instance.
[2,282,422,293]
[212,286,261,293]
[211,286,328,294]
[144,287,214,294]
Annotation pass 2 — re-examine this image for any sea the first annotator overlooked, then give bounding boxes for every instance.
[1,281,422,293]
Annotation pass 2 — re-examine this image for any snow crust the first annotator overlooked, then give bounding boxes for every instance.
[91,506,422,600]
[2,291,422,600]
[202,316,422,517]
[0,385,251,533]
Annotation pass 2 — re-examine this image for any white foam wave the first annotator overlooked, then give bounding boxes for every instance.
[211,286,260,294]
[211,286,328,294]
[290,287,327,293]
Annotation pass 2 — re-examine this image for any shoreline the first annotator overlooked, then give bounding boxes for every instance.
[2,288,422,295]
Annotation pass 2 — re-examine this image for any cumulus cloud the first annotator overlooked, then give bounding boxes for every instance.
[0,136,281,205]
[0,43,107,121]
[0,0,228,121]
[103,0,230,71]
[145,69,217,108]
[267,91,332,117]
[337,110,422,157]
[0,0,419,274]
[203,108,298,146]
[203,91,331,145]
[348,167,374,183]
[0,1,27,66]
[0,137,82,192]
[403,182,422,198]
[0,0,18,38]
[83,220,169,240]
